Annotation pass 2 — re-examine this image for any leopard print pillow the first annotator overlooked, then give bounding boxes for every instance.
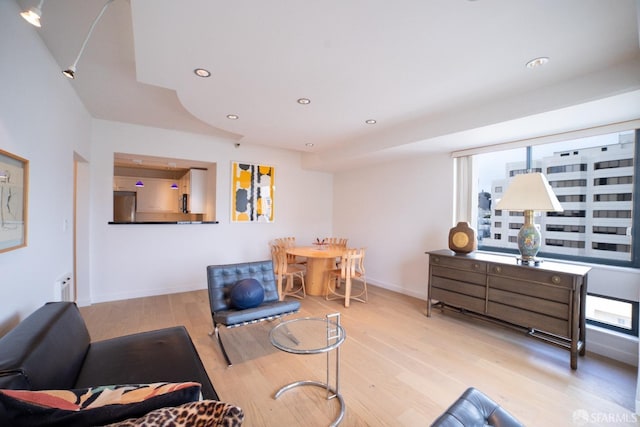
[107,399,244,427]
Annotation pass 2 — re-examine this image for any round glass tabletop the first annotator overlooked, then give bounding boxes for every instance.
[270,317,346,354]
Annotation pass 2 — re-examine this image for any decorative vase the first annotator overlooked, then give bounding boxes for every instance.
[517,211,541,263]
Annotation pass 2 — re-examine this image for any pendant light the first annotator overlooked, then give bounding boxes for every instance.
[20,0,44,28]
[135,180,144,187]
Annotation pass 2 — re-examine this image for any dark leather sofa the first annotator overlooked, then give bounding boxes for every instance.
[431,387,523,427]
[0,301,218,400]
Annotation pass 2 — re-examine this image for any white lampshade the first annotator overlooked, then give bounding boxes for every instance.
[496,172,563,212]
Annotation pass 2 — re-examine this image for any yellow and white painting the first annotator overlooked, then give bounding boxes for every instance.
[231,162,274,222]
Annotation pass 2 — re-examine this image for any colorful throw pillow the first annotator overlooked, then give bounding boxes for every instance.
[105,400,245,426]
[0,382,201,427]
[230,278,265,309]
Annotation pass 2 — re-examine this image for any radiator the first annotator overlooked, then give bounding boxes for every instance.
[54,273,74,302]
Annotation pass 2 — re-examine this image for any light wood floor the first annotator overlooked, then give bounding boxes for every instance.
[79,286,637,426]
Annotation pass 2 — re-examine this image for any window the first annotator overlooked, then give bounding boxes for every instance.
[547,164,587,174]
[549,179,587,188]
[593,226,628,235]
[471,128,638,267]
[460,127,639,338]
[592,210,632,218]
[595,159,633,169]
[586,294,638,336]
[594,193,632,202]
[546,210,586,218]
[594,176,633,185]
[546,224,585,233]
[545,238,585,248]
[557,194,586,202]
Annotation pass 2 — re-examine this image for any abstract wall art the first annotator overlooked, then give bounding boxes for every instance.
[0,149,28,253]
[231,162,274,222]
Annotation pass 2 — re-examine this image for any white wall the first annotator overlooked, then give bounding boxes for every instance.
[88,120,333,303]
[333,153,454,299]
[0,1,92,329]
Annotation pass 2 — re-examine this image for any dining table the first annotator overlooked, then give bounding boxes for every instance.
[286,245,345,296]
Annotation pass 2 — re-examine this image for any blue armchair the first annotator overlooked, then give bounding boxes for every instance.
[206,260,300,366]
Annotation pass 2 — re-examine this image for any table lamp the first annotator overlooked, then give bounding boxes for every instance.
[495,172,563,265]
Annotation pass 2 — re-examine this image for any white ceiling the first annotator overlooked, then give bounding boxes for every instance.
[16,0,640,171]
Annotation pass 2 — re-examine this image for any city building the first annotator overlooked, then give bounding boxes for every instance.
[483,134,634,263]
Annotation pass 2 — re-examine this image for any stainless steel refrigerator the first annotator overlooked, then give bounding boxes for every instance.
[113,191,137,222]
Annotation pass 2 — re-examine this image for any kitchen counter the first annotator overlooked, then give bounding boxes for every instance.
[108,221,219,225]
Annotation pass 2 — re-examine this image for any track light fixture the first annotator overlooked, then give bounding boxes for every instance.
[63,0,115,79]
[20,0,45,27]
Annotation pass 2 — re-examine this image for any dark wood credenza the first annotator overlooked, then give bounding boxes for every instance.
[426,249,591,369]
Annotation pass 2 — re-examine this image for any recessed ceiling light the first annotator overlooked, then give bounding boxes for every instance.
[297,98,311,105]
[305,143,314,147]
[365,119,377,124]
[226,114,239,120]
[525,57,549,69]
[194,68,211,78]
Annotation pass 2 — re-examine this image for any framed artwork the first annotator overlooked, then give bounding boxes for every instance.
[0,149,28,253]
[231,162,274,222]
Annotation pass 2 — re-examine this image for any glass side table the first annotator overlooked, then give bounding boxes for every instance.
[269,313,346,426]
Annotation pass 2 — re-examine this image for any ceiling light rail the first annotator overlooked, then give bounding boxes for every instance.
[63,0,116,79]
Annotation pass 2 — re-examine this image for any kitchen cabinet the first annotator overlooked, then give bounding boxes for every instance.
[181,169,207,214]
[113,176,138,191]
[426,249,590,369]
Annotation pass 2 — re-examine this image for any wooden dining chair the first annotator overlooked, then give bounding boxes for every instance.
[324,237,348,248]
[326,247,367,307]
[324,237,348,269]
[274,237,306,266]
[271,244,306,300]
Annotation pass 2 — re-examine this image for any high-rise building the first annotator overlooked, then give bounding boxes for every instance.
[482,138,634,262]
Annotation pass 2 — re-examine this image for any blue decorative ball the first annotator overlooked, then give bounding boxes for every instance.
[230,278,265,309]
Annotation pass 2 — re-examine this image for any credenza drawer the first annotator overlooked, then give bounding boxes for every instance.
[430,255,486,274]
[431,276,486,298]
[488,263,576,290]
[431,288,485,314]
[488,288,569,320]
[431,265,486,286]
[487,302,570,337]
[488,276,571,303]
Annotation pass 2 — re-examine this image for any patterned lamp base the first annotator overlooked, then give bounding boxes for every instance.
[517,210,541,265]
